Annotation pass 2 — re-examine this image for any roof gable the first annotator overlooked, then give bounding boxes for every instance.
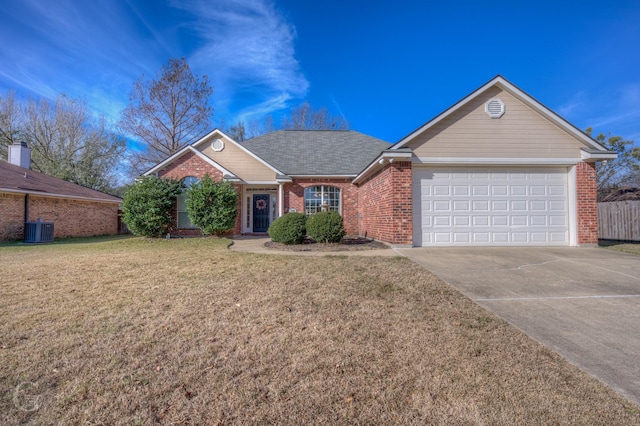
[0,161,121,203]
[392,76,608,159]
[144,129,285,182]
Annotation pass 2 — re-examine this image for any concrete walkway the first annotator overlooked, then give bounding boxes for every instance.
[229,236,401,257]
[396,246,640,406]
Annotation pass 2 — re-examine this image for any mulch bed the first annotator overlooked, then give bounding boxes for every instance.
[264,236,390,251]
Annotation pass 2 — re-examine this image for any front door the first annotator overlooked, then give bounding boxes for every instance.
[253,194,270,232]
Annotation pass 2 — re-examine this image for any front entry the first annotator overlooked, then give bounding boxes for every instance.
[253,194,270,232]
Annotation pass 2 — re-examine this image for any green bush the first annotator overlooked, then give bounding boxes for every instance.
[306,211,346,243]
[121,175,182,237]
[268,212,307,244]
[186,175,238,235]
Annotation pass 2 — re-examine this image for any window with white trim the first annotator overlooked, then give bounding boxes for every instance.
[177,176,199,228]
[304,185,341,215]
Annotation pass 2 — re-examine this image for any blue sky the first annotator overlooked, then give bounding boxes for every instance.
[1,0,639,144]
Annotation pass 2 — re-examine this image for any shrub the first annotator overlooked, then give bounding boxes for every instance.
[186,175,238,235]
[121,175,182,237]
[306,211,346,243]
[268,212,307,244]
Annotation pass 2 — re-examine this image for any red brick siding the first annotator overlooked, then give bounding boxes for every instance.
[358,161,413,245]
[283,179,359,235]
[29,197,119,238]
[0,192,26,240]
[576,162,598,244]
[1,193,119,241]
[157,151,223,181]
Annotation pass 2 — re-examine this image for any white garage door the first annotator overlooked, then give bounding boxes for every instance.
[413,167,570,246]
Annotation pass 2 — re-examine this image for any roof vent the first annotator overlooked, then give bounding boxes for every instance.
[211,138,225,152]
[485,98,505,118]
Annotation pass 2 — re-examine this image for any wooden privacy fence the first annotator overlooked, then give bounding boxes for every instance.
[598,201,640,241]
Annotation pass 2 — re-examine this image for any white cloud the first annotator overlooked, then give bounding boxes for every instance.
[170,0,309,122]
[0,0,307,129]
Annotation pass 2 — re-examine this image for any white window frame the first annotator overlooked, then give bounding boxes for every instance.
[304,185,341,215]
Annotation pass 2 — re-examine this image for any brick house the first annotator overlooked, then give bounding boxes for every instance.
[0,143,122,241]
[145,76,616,246]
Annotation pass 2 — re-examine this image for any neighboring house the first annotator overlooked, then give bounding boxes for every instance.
[0,142,122,241]
[145,76,616,246]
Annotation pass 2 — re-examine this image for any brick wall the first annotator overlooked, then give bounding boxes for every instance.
[283,179,359,235]
[29,196,119,239]
[358,161,413,245]
[0,192,119,241]
[576,161,598,244]
[158,151,223,181]
[0,192,26,240]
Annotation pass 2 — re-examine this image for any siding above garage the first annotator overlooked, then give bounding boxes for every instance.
[407,86,583,159]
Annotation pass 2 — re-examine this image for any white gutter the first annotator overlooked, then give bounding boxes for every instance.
[0,188,121,204]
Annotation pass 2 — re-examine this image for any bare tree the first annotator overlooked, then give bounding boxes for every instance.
[0,91,23,159]
[0,91,125,192]
[118,58,213,173]
[282,102,349,130]
[587,128,640,200]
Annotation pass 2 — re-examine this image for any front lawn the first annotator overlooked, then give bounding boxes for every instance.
[1,238,638,424]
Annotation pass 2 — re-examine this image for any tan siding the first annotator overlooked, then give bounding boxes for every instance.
[409,87,583,158]
[198,136,276,181]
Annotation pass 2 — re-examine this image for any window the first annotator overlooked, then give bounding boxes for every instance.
[304,185,341,215]
[177,176,199,228]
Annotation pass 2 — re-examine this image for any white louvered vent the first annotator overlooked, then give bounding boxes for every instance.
[485,98,505,118]
[211,138,225,151]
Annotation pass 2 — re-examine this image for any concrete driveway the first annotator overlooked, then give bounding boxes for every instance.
[396,246,640,406]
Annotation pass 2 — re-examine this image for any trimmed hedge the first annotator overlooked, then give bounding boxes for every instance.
[268,212,307,244]
[306,211,346,243]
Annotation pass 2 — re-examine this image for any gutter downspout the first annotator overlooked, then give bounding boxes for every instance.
[24,194,29,223]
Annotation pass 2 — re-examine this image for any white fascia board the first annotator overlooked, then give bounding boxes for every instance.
[0,188,121,204]
[242,180,281,185]
[289,175,356,179]
[414,157,580,166]
[580,150,618,161]
[352,151,413,184]
[392,76,613,153]
[188,147,236,177]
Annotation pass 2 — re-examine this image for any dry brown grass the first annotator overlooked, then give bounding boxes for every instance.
[600,240,640,256]
[1,237,639,425]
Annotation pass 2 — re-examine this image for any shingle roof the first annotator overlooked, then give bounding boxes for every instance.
[0,161,121,203]
[241,130,391,175]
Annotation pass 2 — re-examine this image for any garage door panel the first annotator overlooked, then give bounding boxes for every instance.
[472,185,489,195]
[413,167,569,246]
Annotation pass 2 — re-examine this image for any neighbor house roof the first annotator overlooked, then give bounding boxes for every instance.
[241,130,391,176]
[601,187,640,202]
[0,160,122,203]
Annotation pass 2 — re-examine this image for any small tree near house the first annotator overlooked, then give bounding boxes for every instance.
[121,175,183,237]
[185,175,238,235]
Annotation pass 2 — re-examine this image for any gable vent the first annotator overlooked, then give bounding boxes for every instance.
[485,98,505,118]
